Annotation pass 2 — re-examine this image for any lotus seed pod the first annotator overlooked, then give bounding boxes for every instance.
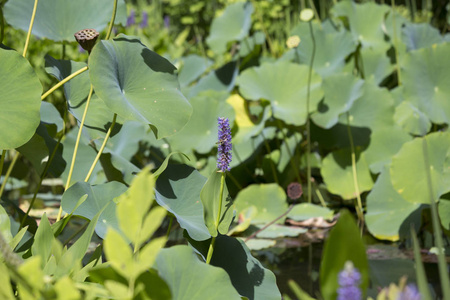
[74,29,99,53]
[300,9,314,22]
[287,182,303,200]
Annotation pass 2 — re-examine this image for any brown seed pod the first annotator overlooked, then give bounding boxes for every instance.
[287,182,303,200]
[74,29,99,53]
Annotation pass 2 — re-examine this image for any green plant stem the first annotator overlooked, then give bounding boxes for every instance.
[422,138,450,299]
[276,120,301,183]
[305,21,316,203]
[57,85,94,222]
[0,152,19,199]
[411,226,433,300]
[391,0,402,86]
[22,0,39,58]
[206,172,226,264]
[84,114,117,182]
[20,135,63,229]
[0,6,5,44]
[308,0,321,22]
[312,180,327,207]
[346,112,364,228]
[262,134,279,184]
[105,0,118,40]
[166,215,174,238]
[41,66,89,101]
[251,0,276,56]
[0,150,6,179]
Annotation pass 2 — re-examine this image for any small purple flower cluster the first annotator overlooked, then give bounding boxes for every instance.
[398,284,421,300]
[337,261,362,300]
[217,117,232,172]
[126,9,135,27]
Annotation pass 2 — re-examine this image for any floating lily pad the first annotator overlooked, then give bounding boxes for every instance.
[89,35,192,139]
[402,43,450,124]
[206,2,253,54]
[366,166,422,241]
[237,60,323,126]
[390,132,450,204]
[0,48,41,149]
[4,0,126,41]
[287,203,334,221]
[234,183,288,224]
[255,224,307,239]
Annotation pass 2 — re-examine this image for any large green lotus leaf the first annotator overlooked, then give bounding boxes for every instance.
[275,132,302,173]
[402,43,450,124]
[320,210,369,300]
[360,47,394,85]
[338,81,395,129]
[366,166,422,241]
[186,235,281,300]
[201,169,234,237]
[3,0,126,41]
[402,23,444,52]
[61,127,103,186]
[287,203,334,221]
[45,56,117,134]
[237,60,323,126]
[239,31,265,57]
[0,48,41,149]
[290,22,356,78]
[61,181,127,238]
[321,148,373,200]
[155,245,241,300]
[177,54,213,88]
[394,101,431,136]
[40,101,63,133]
[234,183,288,224]
[311,73,363,129]
[155,164,211,241]
[331,1,390,51]
[390,132,450,204]
[17,123,66,177]
[186,61,238,99]
[167,90,235,154]
[364,126,412,174]
[206,2,253,54]
[89,35,192,139]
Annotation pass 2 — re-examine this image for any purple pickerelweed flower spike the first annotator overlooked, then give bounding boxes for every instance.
[398,284,421,300]
[217,117,232,172]
[164,15,170,29]
[140,11,148,29]
[337,261,362,300]
[126,9,135,27]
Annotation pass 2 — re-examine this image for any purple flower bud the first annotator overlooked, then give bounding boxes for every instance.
[337,261,362,300]
[398,284,421,300]
[217,117,232,172]
[126,9,135,27]
[164,15,170,29]
[140,11,148,29]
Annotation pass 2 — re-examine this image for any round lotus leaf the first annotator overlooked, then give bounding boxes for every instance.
[0,49,41,149]
[402,23,444,52]
[331,1,390,51]
[206,2,254,54]
[3,0,126,41]
[360,47,394,85]
[311,73,364,129]
[390,131,450,204]
[291,22,356,78]
[366,166,421,241]
[234,183,288,224]
[364,126,412,174]
[89,35,192,139]
[321,148,374,200]
[402,43,450,125]
[394,101,431,136]
[237,60,323,126]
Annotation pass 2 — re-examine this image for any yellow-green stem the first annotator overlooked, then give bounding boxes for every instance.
[0,150,6,179]
[22,0,39,58]
[41,66,88,101]
[105,0,118,40]
[346,113,364,227]
[56,85,94,222]
[250,0,276,56]
[0,152,20,198]
[206,173,226,264]
[84,114,117,182]
[306,21,316,203]
[166,215,174,238]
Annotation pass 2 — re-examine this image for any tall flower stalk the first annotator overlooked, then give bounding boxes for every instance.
[206,117,232,264]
